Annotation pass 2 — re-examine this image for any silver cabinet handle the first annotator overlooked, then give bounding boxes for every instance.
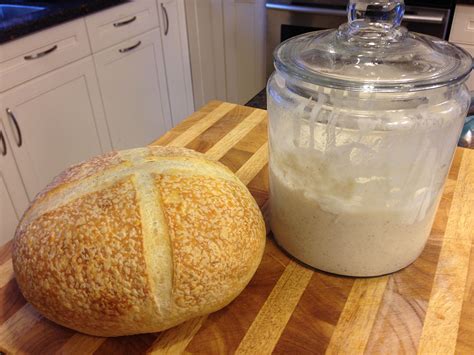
[0,130,6,156]
[6,108,22,148]
[113,16,137,27]
[119,40,142,53]
[24,45,58,60]
[161,3,169,36]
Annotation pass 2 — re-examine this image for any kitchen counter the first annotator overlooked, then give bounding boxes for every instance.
[0,0,126,44]
[0,101,473,354]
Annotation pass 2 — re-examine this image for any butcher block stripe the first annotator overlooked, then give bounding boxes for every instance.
[0,101,473,354]
[0,304,43,352]
[326,277,389,354]
[147,315,207,354]
[167,102,236,148]
[418,151,474,355]
[235,261,313,355]
[57,334,104,355]
[205,109,267,161]
[0,260,13,289]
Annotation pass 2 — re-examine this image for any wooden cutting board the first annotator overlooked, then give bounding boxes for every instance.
[1,101,473,354]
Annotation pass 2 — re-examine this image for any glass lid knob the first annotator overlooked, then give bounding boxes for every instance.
[338,0,407,46]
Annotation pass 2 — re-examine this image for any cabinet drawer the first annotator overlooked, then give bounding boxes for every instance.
[0,19,91,93]
[85,0,159,53]
[450,5,474,45]
[93,29,172,150]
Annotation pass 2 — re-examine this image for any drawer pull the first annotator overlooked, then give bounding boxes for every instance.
[113,16,137,27]
[161,4,169,35]
[6,108,22,148]
[24,45,58,60]
[0,130,6,156]
[119,40,142,53]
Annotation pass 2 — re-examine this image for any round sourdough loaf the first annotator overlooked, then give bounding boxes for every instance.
[12,146,266,337]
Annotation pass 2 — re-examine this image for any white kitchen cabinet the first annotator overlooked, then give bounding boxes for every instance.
[0,122,29,246]
[85,0,159,53]
[185,0,228,108]
[94,28,172,150]
[0,18,91,93]
[223,0,266,104]
[157,0,194,125]
[0,57,111,201]
[185,0,266,106]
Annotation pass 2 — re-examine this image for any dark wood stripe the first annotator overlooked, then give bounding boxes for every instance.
[219,148,254,173]
[233,119,268,154]
[448,149,464,181]
[58,334,105,355]
[0,279,26,324]
[0,241,12,265]
[247,164,269,207]
[93,333,158,355]
[218,118,268,173]
[273,271,354,354]
[11,311,74,354]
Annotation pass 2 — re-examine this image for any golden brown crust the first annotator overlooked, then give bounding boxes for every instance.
[12,146,266,336]
[13,178,159,336]
[156,175,265,317]
[35,151,123,201]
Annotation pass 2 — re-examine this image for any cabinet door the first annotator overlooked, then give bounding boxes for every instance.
[94,28,172,150]
[0,123,29,246]
[184,0,227,108]
[223,0,266,104]
[0,57,111,201]
[157,0,194,125]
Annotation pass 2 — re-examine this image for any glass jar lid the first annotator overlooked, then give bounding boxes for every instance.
[274,0,473,92]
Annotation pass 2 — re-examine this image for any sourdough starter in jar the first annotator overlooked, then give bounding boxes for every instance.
[267,0,472,276]
[268,83,468,276]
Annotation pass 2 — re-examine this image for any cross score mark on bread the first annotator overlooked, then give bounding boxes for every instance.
[12,146,266,337]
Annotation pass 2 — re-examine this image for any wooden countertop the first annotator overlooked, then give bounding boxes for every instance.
[1,101,473,354]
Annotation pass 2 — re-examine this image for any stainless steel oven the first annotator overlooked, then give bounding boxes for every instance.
[266,0,452,75]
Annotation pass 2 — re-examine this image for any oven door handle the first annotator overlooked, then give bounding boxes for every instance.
[265,3,445,24]
[265,3,346,17]
[402,13,444,24]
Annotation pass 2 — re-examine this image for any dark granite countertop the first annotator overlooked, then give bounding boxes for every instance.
[246,89,267,110]
[0,0,127,44]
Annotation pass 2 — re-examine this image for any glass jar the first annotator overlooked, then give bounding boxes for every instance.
[267,0,472,276]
